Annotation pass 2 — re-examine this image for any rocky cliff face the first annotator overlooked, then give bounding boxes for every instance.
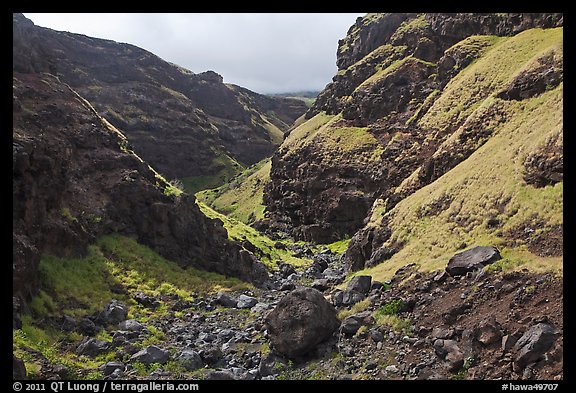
[263,13,563,255]
[13,14,307,185]
[13,71,267,303]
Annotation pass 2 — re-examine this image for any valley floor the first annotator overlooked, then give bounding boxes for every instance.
[13,227,563,381]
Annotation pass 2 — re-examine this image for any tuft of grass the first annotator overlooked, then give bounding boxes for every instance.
[377,299,405,316]
[337,297,371,320]
[373,313,413,335]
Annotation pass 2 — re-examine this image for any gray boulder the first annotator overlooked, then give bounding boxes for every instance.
[215,292,237,308]
[174,349,203,371]
[341,316,362,336]
[130,345,169,365]
[347,275,372,295]
[446,246,501,276]
[118,319,145,332]
[265,288,340,358]
[434,339,465,372]
[102,300,128,325]
[513,323,558,370]
[236,294,258,309]
[101,361,125,377]
[76,338,110,357]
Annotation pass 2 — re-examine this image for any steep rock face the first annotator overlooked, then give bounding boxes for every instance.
[13,71,267,302]
[13,14,307,183]
[263,13,562,250]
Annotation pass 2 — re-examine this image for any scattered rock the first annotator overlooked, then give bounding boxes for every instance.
[434,339,465,372]
[258,353,286,377]
[174,349,203,371]
[102,300,128,325]
[204,369,236,380]
[385,365,400,374]
[101,362,125,377]
[13,355,26,379]
[502,334,520,352]
[347,275,372,295]
[130,345,170,365]
[446,246,501,276]
[251,302,270,313]
[433,271,448,283]
[118,319,145,332]
[311,279,331,291]
[431,327,454,339]
[77,318,99,336]
[215,292,237,308]
[59,315,76,332]
[200,347,223,366]
[133,292,160,309]
[237,294,258,309]
[76,338,110,357]
[513,323,557,370]
[341,316,362,336]
[265,288,340,358]
[477,316,502,346]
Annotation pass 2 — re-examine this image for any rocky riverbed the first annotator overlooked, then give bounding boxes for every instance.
[15,245,562,381]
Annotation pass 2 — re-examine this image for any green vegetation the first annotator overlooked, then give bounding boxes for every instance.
[377,299,405,316]
[181,152,245,194]
[197,201,313,269]
[14,234,254,378]
[197,158,271,225]
[357,28,563,284]
[281,112,334,154]
[37,234,251,319]
[337,298,371,320]
[420,28,562,131]
[322,238,351,255]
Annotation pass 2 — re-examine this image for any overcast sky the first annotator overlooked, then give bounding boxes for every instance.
[23,13,364,94]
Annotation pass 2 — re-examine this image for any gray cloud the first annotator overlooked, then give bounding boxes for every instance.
[24,13,364,94]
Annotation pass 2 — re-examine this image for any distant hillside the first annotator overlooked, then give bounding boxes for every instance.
[13,14,308,193]
[269,91,320,107]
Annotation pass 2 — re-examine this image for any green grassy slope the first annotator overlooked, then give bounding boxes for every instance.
[197,159,271,225]
[352,28,563,282]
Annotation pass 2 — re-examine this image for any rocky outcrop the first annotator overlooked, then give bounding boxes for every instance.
[13,14,307,183]
[264,13,562,248]
[264,288,340,358]
[446,246,502,276]
[13,71,268,305]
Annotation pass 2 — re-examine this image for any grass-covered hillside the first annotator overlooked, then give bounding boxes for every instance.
[349,27,563,281]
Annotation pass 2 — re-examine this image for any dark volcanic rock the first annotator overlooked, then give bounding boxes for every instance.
[130,345,170,365]
[513,323,558,370]
[347,275,372,295]
[264,288,340,358]
[13,355,27,379]
[12,71,268,303]
[102,300,128,325]
[446,246,501,276]
[12,14,307,182]
[264,11,562,251]
[174,349,203,371]
[76,338,110,357]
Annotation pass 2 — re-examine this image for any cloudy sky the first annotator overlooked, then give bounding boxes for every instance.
[23,13,364,94]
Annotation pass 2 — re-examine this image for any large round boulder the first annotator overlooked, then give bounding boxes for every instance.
[264,288,340,358]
